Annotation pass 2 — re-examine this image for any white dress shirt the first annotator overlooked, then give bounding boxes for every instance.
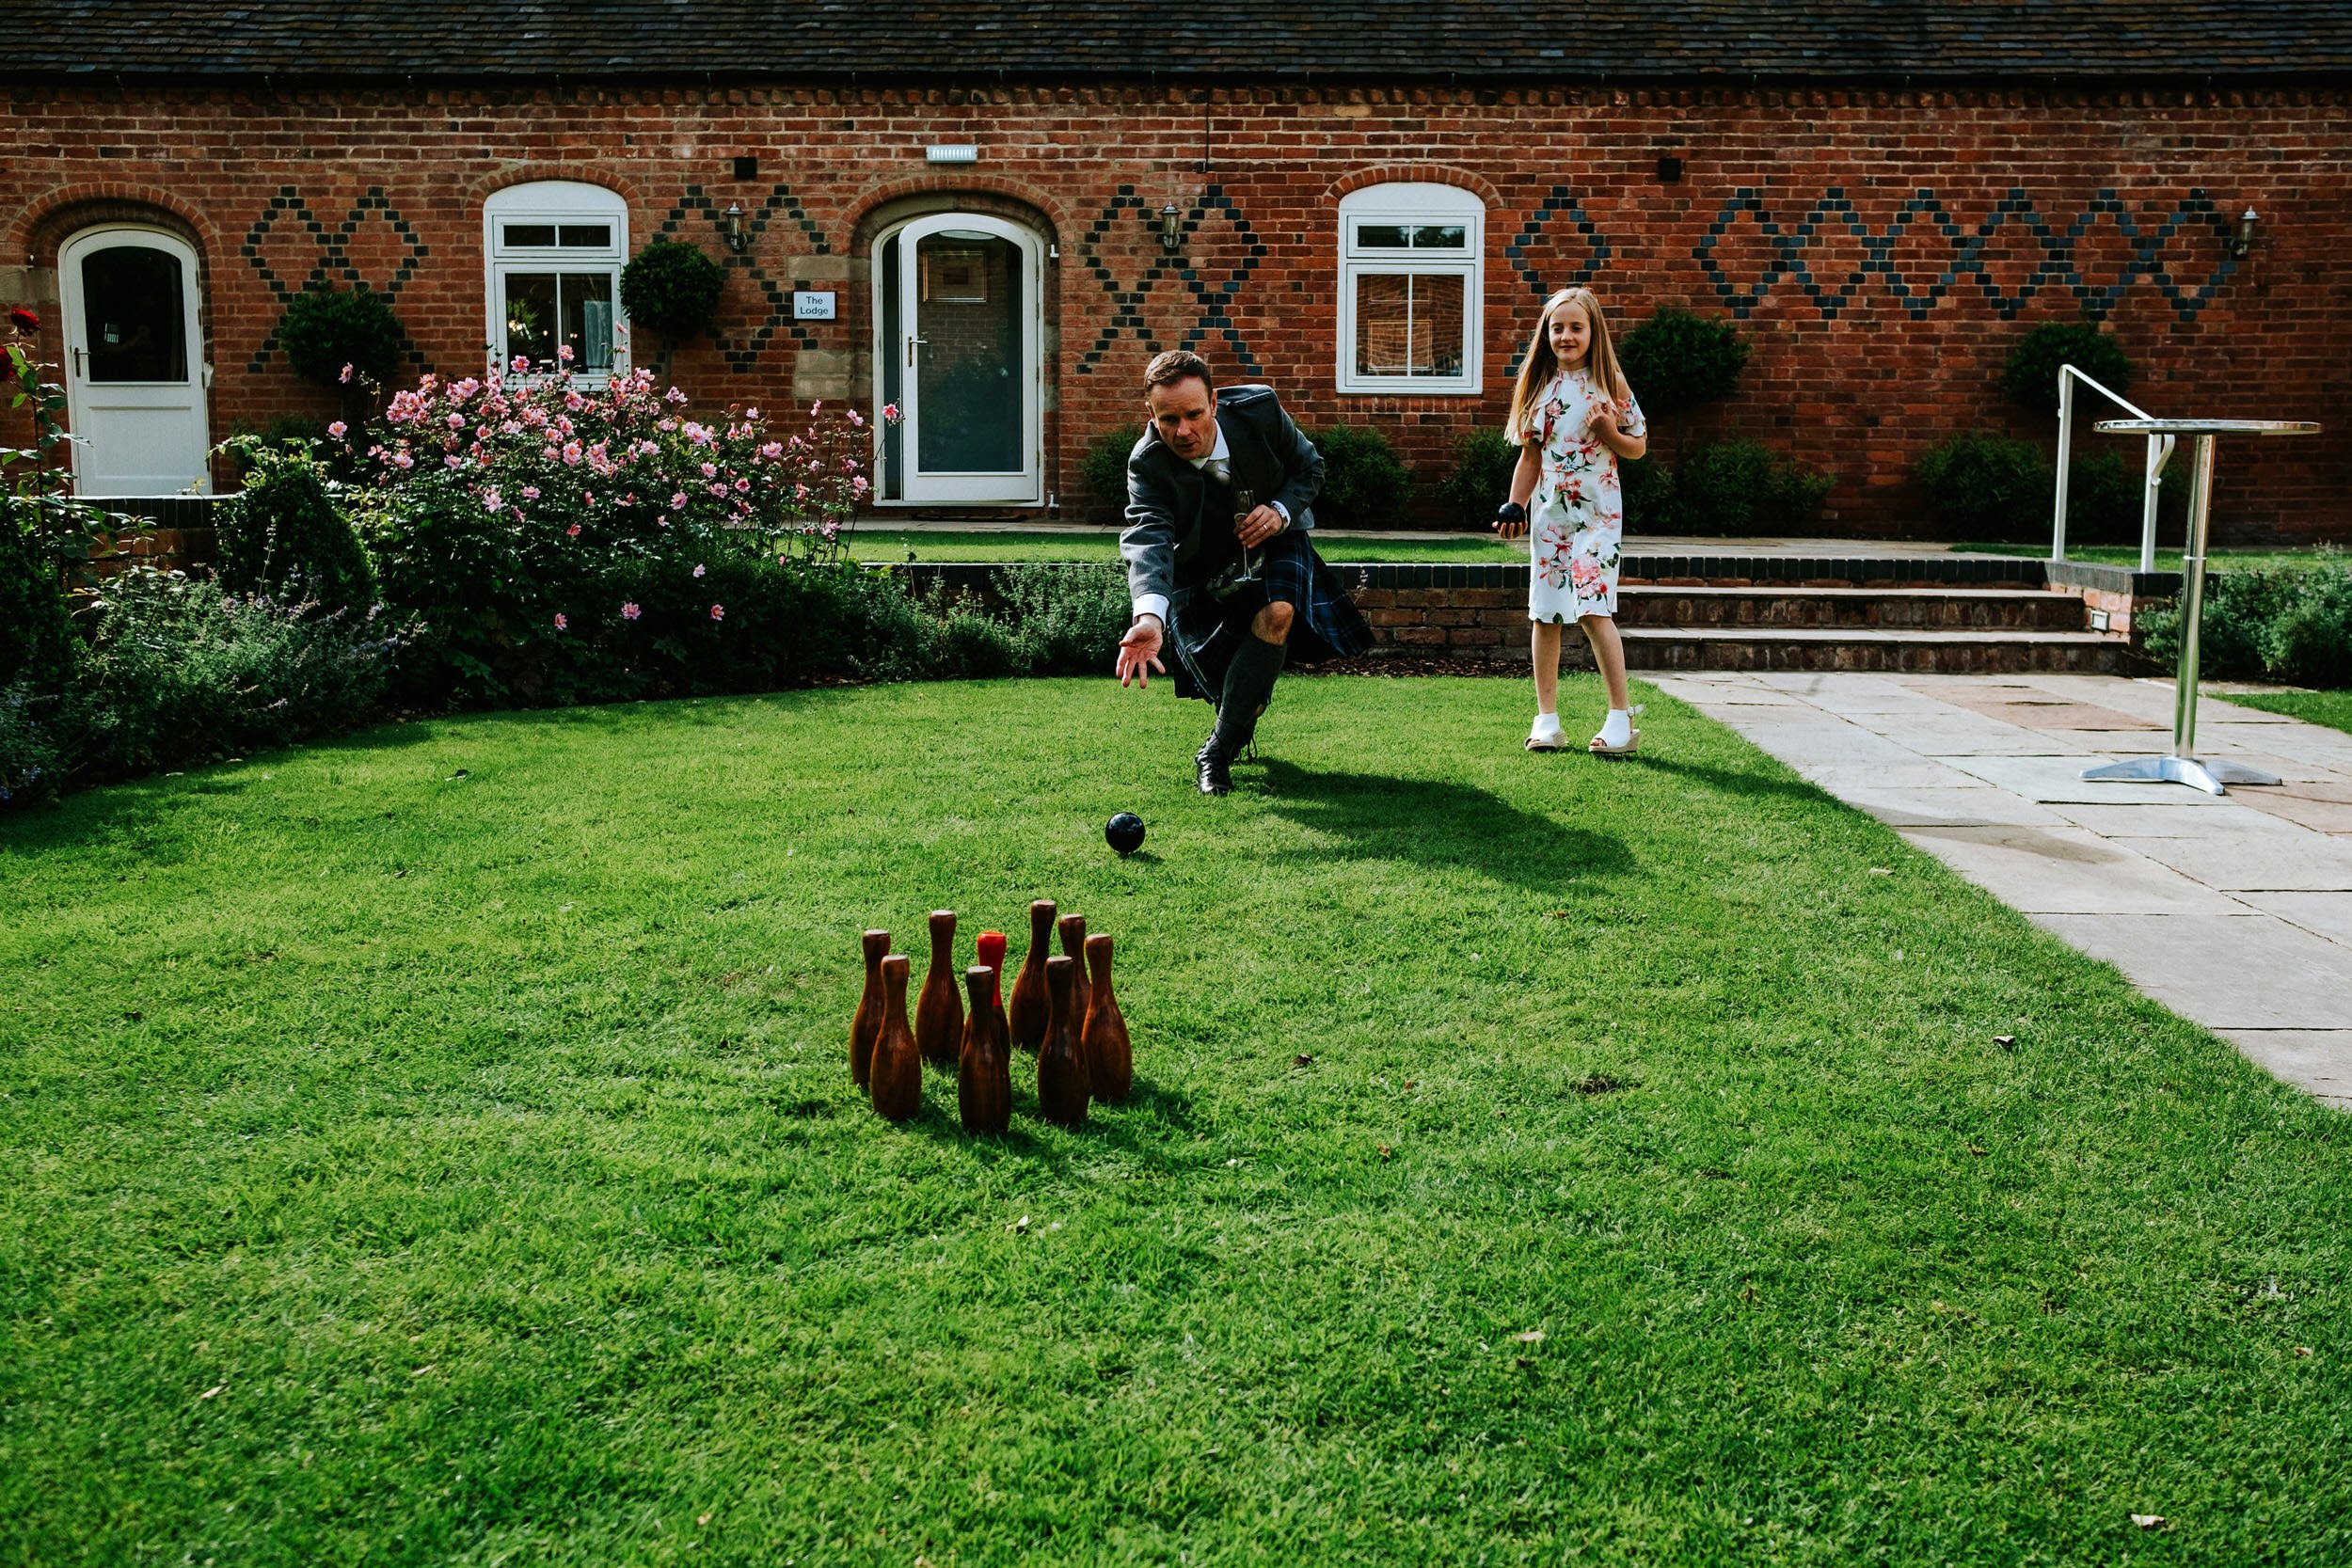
[1132,425,1287,626]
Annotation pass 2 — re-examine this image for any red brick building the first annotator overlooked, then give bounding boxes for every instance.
[7,4,2349,538]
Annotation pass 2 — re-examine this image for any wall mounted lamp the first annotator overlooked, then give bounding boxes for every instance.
[2233,206,2259,260]
[1159,202,1183,252]
[723,204,750,256]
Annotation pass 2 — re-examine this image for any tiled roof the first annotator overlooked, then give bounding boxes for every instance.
[17,2,2352,84]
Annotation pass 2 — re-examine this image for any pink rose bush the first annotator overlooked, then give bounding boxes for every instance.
[353,361,897,703]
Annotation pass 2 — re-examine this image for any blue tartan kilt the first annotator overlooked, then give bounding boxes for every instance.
[1166,529,1375,703]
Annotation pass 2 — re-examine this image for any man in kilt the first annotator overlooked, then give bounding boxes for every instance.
[1113,350,1375,794]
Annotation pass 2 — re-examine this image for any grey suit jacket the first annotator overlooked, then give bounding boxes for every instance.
[1120,384,1324,610]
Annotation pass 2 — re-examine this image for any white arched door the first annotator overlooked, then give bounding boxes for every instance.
[875,214,1043,504]
[58,226,211,496]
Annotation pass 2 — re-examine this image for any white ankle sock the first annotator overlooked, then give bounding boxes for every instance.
[1598,708,1632,747]
[1532,710,1562,734]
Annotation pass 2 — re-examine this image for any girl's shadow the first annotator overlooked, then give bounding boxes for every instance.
[1255,760,1633,891]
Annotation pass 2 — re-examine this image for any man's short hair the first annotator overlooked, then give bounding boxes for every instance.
[1143,350,1215,396]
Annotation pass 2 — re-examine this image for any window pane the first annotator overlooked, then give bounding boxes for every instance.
[1417,273,1466,375]
[558,225,612,249]
[562,273,615,372]
[1353,272,1467,379]
[503,272,559,363]
[1354,274,1413,373]
[504,223,558,247]
[79,245,187,383]
[1412,224,1469,250]
[1355,222,1413,249]
[503,273,616,371]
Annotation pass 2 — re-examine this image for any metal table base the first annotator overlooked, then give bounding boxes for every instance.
[2079,418,2319,798]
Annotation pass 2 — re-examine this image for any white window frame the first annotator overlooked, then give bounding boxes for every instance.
[482,181,630,384]
[1336,182,1484,396]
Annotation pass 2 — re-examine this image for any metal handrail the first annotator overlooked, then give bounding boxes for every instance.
[2052,365,2175,570]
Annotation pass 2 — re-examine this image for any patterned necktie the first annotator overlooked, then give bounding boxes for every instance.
[1206,456,1231,487]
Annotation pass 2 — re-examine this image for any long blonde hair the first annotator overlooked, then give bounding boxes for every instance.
[1507,287,1631,440]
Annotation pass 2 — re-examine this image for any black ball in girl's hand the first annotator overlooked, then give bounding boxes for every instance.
[1105,812,1147,856]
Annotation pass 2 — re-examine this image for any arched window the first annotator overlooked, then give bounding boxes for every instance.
[1336,182,1484,395]
[483,182,629,379]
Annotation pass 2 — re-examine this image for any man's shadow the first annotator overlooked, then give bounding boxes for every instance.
[1255,760,1633,891]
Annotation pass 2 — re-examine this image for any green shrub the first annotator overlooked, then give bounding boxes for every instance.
[1616,306,1750,423]
[1436,427,1519,530]
[988,563,1124,675]
[1079,426,1139,521]
[0,684,74,806]
[278,287,405,390]
[620,241,725,380]
[1670,439,1835,534]
[0,501,75,689]
[2262,569,2352,688]
[2002,322,2133,418]
[930,599,1027,680]
[216,441,375,612]
[2136,563,2352,686]
[0,567,418,808]
[1306,423,1412,530]
[1915,432,2051,536]
[1619,454,1679,532]
[2059,447,2189,546]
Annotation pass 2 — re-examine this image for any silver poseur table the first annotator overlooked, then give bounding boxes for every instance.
[2081,418,2321,796]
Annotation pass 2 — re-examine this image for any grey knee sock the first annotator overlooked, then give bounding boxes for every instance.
[1213,634,1289,753]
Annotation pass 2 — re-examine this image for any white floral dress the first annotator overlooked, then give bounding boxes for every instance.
[1518,367,1645,623]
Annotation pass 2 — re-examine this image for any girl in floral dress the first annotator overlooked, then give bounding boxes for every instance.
[1494,287,1647,753]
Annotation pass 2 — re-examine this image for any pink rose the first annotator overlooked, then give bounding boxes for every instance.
[670,492,688,510]
[553,612,568,630]
[339,363,355,384]
[566,523,581,538]
[326,420,348,439]
[620,601,642,621]
[692,563,707,578]
[709,604,724,622]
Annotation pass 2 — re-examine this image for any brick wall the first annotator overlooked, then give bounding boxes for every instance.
[7,82,2347,540]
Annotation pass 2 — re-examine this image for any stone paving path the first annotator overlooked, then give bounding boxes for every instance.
[1649,671,2352,1108]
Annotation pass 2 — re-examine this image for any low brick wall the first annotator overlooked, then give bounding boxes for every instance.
[2043,560,2181,641]
[896,553,2059,663]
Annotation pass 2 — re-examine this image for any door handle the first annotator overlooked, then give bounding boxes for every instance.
[906,335,927,367]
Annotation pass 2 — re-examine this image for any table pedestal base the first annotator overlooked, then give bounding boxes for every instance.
[2080,753,2282,797]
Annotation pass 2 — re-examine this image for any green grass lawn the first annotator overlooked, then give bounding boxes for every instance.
[1960,542,2344,573]
[850,528,1526,564]
[2220,688,2352,736]
[5,677,2348,1564]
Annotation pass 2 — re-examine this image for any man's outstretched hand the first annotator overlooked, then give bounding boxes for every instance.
[1115,615,1167,688]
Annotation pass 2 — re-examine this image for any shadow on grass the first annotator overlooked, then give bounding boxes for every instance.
[1255,759,1633,889]
[1622,753,1841,814]
[888,1069,1202,1170]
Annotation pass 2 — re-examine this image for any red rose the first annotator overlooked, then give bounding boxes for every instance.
[8,308,39,333]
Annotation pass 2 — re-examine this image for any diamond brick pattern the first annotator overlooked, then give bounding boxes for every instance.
[240,185,430,374]
[1077,185,1264,378]
[657,183,831,374]
[1695,186,2241,323]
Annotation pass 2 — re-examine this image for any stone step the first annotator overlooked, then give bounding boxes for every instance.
[1618,584,2088,630]
[1620,625,2138,674]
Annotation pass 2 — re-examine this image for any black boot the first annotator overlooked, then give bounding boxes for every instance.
[1194,733,1234,796]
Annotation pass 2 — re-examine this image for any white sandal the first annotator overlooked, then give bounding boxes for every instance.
[1589,705,1645,756]
[1526,717,1566,752]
